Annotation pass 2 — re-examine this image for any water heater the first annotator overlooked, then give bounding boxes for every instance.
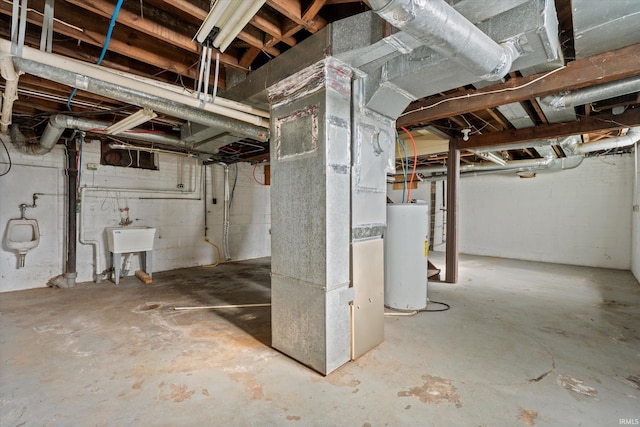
[384,203,429,310]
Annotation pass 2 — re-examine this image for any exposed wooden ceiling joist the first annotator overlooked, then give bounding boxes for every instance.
[399,43,640,127]
[458,107,640,150]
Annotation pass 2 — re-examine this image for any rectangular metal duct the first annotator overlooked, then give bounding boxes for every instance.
[572,0,640,58]
[365,0,562,117]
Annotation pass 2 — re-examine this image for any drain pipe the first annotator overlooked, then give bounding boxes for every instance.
[64,139,78,287]
[369,0,521,81]
[540,76,640,111]
[0,55,21,134]
[48,138,79,288]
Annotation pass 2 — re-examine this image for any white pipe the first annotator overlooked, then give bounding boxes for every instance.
[216,0,267,53]
[93,61,270,118]
[79,186,103,283]
[0,39,269,128]
[0,55,21,134]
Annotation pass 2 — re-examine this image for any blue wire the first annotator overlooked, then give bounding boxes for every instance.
[396,134,408,203]
[66,0,125,111]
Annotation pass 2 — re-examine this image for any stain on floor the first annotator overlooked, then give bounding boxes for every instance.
[397,374,462,408]
[519,409,538,425]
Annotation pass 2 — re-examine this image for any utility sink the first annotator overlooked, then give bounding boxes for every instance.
[105,226,156,254]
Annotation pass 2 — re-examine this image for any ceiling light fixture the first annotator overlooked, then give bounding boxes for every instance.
[194,0,267,52]
[476,151,508,166]
[105,108,157,135]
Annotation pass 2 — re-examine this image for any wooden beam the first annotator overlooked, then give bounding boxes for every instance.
[445,140,459,284]
[458,107,640,150]
[399,43,640,126]
[64,0,200,54]
[0,3,222,81]
[302,0,327,22]
[240,47,262,69]
[250,14,297,47]
[267,0,328,33]
[148,0,280,57]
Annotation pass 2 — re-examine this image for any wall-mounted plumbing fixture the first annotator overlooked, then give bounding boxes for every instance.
[5,195,41,269]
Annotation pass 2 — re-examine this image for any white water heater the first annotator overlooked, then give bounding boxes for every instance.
[384,203,429,310]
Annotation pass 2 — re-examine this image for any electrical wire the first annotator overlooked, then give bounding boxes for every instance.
[400,126,418,201]
[418,300,451,312]
[67,0,125,111]
[229,163,238,209]
[399,66,566,118]
[252,163,268,186]
[0,135,11,176]
[384,300,451,316]
[396,133,408,203]
[203,238,221,268]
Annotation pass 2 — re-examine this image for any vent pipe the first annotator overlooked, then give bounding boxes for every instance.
[369,0,521,81]
[0,55,20,134]
[540,76,640,111]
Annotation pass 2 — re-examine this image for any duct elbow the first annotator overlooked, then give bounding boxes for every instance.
[482,40,521,81]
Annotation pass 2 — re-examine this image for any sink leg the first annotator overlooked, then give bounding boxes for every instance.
[113,252,121,285]
[142,251,153,278]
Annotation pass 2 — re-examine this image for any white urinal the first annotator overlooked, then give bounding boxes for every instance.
[5,219,40,268]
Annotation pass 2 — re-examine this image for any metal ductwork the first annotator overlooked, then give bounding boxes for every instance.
[576,127,640,154]
[405,155,585,179]
[362,0,561,118]
[10,114,184,155]
[369,0,520,81]
[540,76,640,111]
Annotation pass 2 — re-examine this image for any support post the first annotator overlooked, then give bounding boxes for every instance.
[445,139,459,283]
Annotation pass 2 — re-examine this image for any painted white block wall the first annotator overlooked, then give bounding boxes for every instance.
[0,145,66,292]
[457,155,633,269]
[387,155,634,270]
[0,139,271,292]
[632,147,640,283]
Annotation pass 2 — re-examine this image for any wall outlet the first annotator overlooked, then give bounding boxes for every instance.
[87,163,98,170]
[633,205,640,212]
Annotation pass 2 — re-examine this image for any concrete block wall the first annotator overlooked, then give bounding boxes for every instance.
[0,145,66,292]
[457,155,633,269]
[387,155,634,270]
[0,139,271,292]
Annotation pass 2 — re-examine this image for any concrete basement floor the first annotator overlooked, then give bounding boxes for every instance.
[1,254,639,426]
